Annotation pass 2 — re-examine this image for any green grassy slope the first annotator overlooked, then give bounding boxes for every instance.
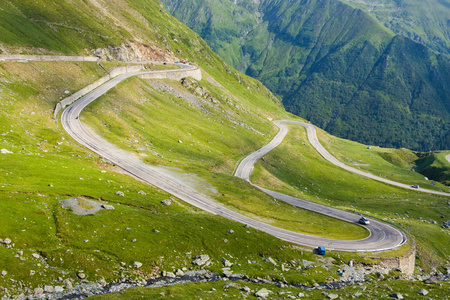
[0,0,449,298]
[162,0,450,151]
[415,151,450,185]
[342,0,450,55]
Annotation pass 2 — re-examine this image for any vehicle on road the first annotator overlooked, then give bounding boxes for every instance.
[317,246,326,255]
[359,216,370,225]
[411,184,419,188]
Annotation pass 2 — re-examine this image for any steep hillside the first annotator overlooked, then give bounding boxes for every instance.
[342,0,450,55]
[162,0,450,151]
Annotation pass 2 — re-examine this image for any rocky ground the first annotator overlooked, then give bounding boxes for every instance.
[1,251,448,299]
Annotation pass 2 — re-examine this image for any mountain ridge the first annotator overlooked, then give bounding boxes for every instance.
[162,0,450,151]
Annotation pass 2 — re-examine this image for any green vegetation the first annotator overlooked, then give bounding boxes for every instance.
[342,0,450,55]
[415,151,450,185]
[0,0,449,298]
[162,0,450,151]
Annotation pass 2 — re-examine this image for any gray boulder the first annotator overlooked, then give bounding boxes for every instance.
[34,288,44,296]
[192,255,210,266]
[255,288,272,298]
[101,204,115,210]
[115,191,124,197]
[161,199,171,206]
[63,279,73,290]
[222,258,233,267]
[264,257,277,266]
[418,289,429,296]
[390,293,404,299]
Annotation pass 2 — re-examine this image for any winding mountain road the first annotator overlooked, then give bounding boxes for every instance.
[237,121,450,197]
[61,65,408,252]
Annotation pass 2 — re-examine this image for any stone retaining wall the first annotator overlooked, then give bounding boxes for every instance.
[138,67,202,81]
[372,240,416,275]
[0,55,98,62]
[54,66,202,118]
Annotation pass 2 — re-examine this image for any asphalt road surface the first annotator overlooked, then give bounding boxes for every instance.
[61,67,406,252]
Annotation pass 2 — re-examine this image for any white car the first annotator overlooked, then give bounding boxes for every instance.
[359,216,370,225]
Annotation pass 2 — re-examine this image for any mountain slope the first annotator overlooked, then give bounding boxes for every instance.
[162,0,450,151]
[342,0,450,55]
[0,0,449,298]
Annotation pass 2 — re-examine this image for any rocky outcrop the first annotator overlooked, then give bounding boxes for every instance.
[93,41,178,62]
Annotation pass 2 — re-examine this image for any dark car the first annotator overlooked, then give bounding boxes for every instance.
[359,216,370,225]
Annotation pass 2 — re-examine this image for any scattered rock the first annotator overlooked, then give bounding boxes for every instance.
[98,278,107,287]
[255,288,272,299]
[390,293,404,299]
[0,149,13,154]
[348,260,354,267]
[297,292,305,297]
[31,253,40,259]
[3,238,12,245]
[64,279,73,290]
[44,285,54,293]
[327,294,339,300]
[34,288,44,296]
[227,229,234,234]
[264,257,277,266]
[192,255,210,266]
[152,228,160,233]
[77,272,86,279]
[165,272,176,278]
[138,190,146,195]
[175,269,184,276]
[1,270,7,276]
[178,140,182,143]
[418,288,429,296]
[302,259,315,268]
[223,282,240,289]
[161,199,171,206]
[242,286,251,293]
[222,258,233,267]
[30,270,35,276]
[424,277,438,284]
[115,191,124,197]
[222,268,233,277]
[54,286,64,293]
[133,261,142,269]
[101,204,115,210]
